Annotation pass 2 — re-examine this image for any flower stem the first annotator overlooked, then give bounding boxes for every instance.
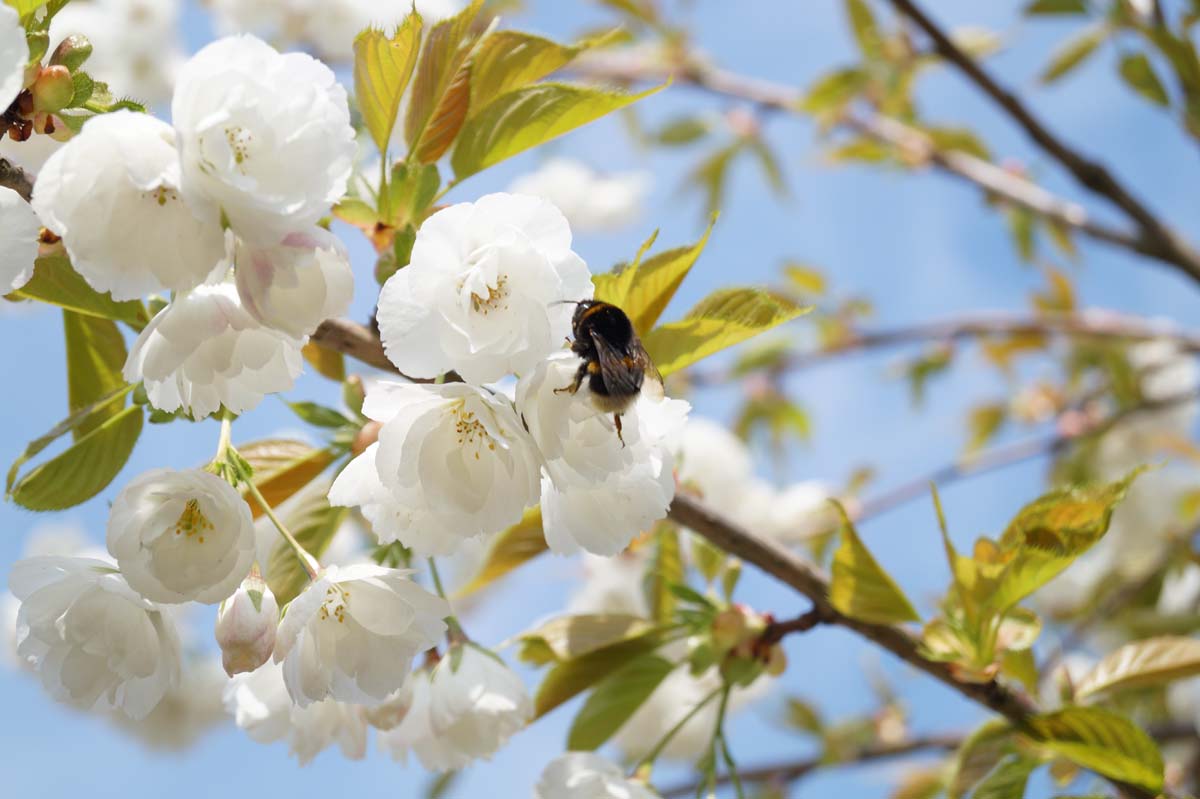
[242,477,320,580]
[426,557,467,644]
[714,685,745,799]
[214,410,234,463]
[634,683,723,776]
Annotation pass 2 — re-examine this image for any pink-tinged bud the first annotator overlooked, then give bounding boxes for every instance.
[31,66,74,113]
[764,644,788,677]
[215,568,278,677]
[49,34,93,72]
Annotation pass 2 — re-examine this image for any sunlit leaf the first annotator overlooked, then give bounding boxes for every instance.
[1076,636,1200,699]
[642,287,810,376]
[451,82,663,180]
[517,614,657,666]
[1025,707,1163,792]
[534,630,668,718]
[593,219,715,336]
[971,754,1039,799]
[468,30,612,116]
[301,341,346,382]
[845,0,883,61]
[456,506,546,596]
[405,0,484,157]
[354,16,423,155]
[63,310,127,438]
[646,525,682,623]
[1040,24,1108,84]
[10,404,143,511]
[1025,0,1087,13]
[237,439,338,520]
[948,719,1017,799]
[12,255,148,328]
[265,485,349,605]
[566,654,673,750]
[802,68,867,116]
[828,501,920,624]
[1118,52,1170,107]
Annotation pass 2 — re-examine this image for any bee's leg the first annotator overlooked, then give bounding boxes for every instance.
[614,413,625,447]
[554,363,587,396]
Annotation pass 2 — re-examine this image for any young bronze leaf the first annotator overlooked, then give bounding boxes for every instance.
[236,439,338,519]
[353,16,423,155]
[456,506,547,596]
[1024,707,1163,793]
[1075,636,1200,700]
[828,501,920,625]
[404,0,484,155]
[565,654,674,750]
[642,287,810,376]
[451,82,663,180]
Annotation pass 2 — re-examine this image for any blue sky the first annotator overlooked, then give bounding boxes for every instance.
[2,1,1199,797]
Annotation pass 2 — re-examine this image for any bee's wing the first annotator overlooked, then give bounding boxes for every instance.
[589,328,646,397]
[634,334,664,401]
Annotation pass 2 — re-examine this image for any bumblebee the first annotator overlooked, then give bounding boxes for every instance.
[556,300,662,444]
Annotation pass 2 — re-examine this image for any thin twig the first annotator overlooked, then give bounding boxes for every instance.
[884,0,1200,282]
[0,157,33,202]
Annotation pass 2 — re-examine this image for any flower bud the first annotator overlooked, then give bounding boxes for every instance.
[49,34,93,72]
[31,66,74,113]
[215,568,278,677]
[764,643,788,677]
[711,607,748,652]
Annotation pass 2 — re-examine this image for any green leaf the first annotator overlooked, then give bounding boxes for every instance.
[1040,25,1108,84]
[405,0,484,159]
[991,469,1141,613]
[1118,53,1170,107]
[63,310,128,438]
[10,404,142,511]
[266,488,349,605]
[594,219,715,337]
[646,525,682,623]
[948,720,1018,799]
[802,68,868,116]
[5,383,135,495]
[4,0,46,19]
[970,754,1038,799]
[354,16,424,156]
[566,654,674,750]
[1075,636,1200,700]
[12,255,148,328]
[845,0,883,61]
[1025,707,1163,793]
[534,630,668,718]
[517,614,657,666]
[456,506,546,596]
[386,161,441,226]
[237,440,338,520]
[642,287,810,376]
[828,501,921,624]
[468,30,602,116]
[284,401,354,430]
[451,82,663,181]
[655,115,711,145]
[785,697,824,735]
[301,341,346,382]
[1024,0,1087,13]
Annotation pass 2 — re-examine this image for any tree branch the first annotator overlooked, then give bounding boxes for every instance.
[884,0,1200,282]
[569,48,1200,282]
[0,157,33,202]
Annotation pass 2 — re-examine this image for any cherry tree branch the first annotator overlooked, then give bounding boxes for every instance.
[883,0,1200,282]
[0,158,33,202]
[569,48,1200,283]
[657,721,1197,798]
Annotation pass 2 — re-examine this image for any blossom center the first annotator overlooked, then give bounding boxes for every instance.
[470,274,510,316]
[317,585,349,623]
[146,186,179,207]
[173,498,213,543]
[224,125,254,171]
[452,402,497,461]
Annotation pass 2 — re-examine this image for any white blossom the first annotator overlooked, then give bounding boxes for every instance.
[378,669,459,769]
[425,645,531,765]
[111,655,227,750]
[106,468,256,604]
[0,3,26,111]
[517,353,689,556]
[50,0,184,105]
[215,569,278,676]
[675,417,754,516]
[328,381,542,556]
[31,111,226,300]
[0,186,39,293]
[9,556,181,719]
[377,193,593,383]
[534,752,660,799]
[745,479,835,545]
[510,158,650,232]
[233,228,353,339]
[224,658,367,764]
[273,564,449,706]
[171,34,355,244]
[124,280,304,419]
[1159,563,1200,616]
[300,0,461,61]
[0,133,62,171]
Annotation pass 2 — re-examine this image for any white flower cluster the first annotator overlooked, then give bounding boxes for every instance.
[22,35,356,420]
[510,157,651,233]
[331,192,692,558]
